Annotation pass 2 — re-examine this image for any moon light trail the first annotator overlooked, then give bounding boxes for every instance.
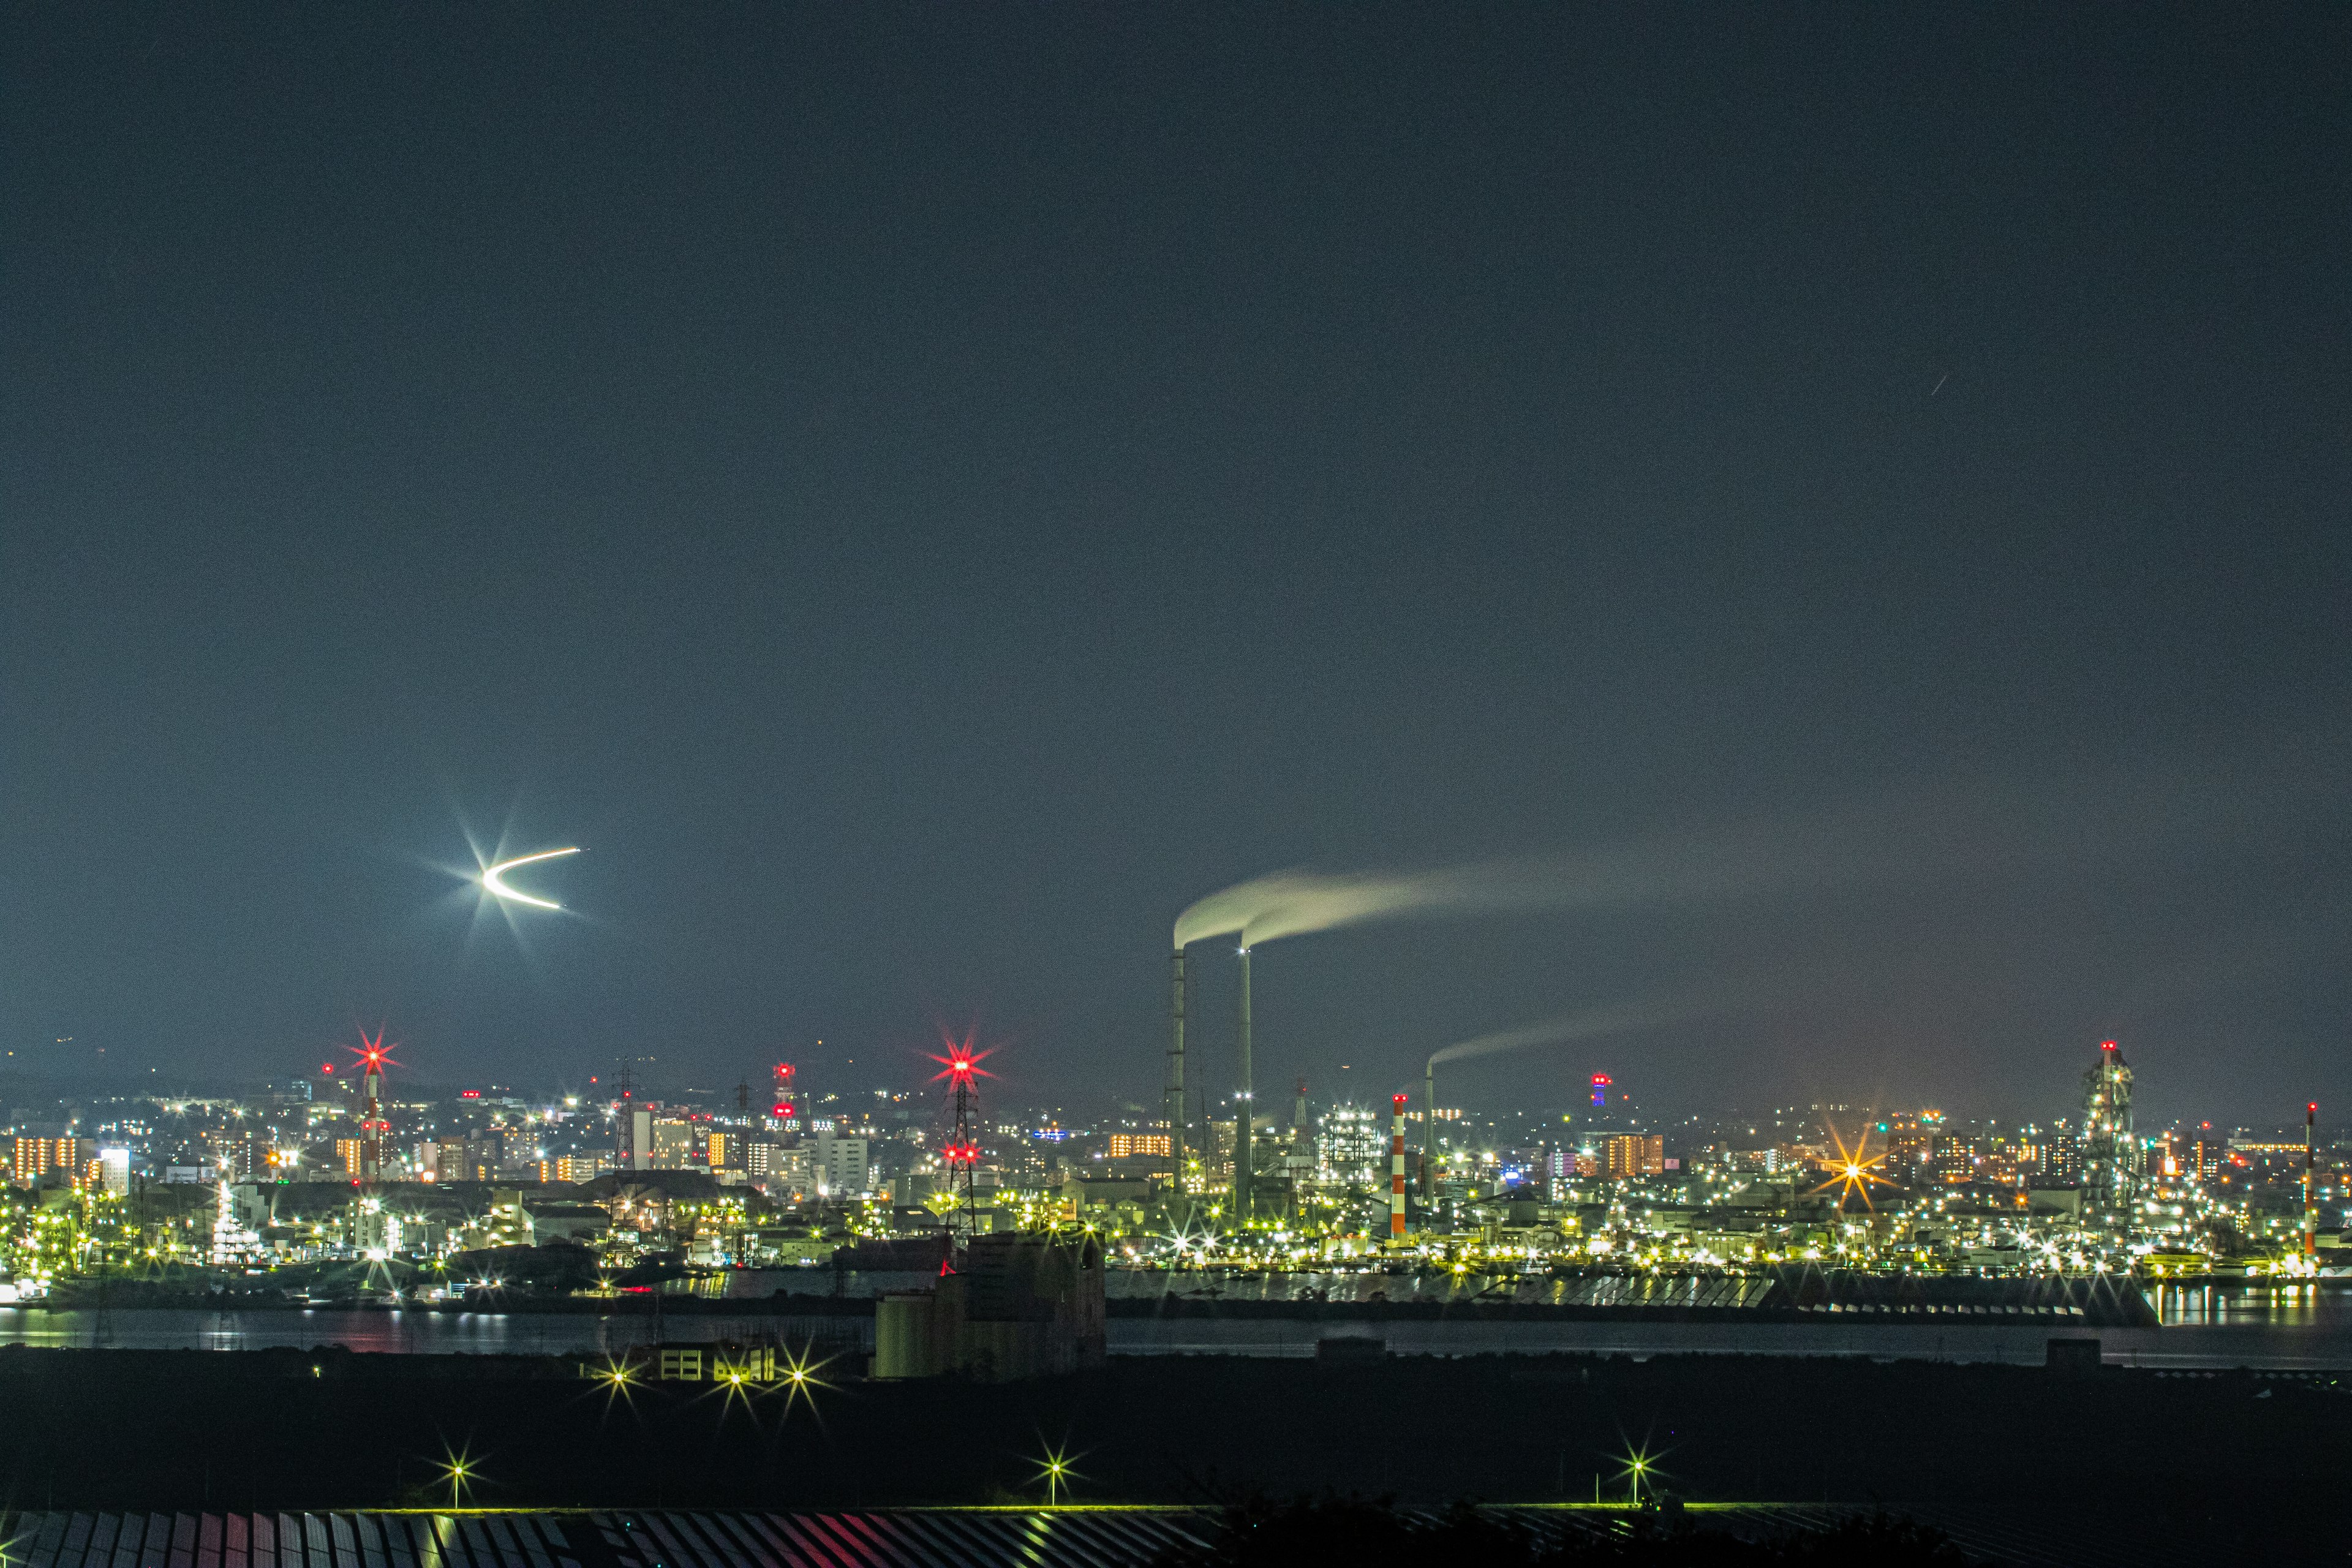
[481,846,581,910]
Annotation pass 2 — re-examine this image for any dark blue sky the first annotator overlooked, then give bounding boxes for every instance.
[6,6,2347,1128]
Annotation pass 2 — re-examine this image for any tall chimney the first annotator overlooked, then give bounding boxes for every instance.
[1235,946,1254,1221]
[2307,1101,2320,1258]
[361,1060,383,1184]
[1166,948,1187,1187]
[1389,1094,1409,1241]
[1422,1057,1437,1201]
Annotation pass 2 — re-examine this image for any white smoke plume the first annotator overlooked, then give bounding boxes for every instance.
[1172,732,2352,954]
[1425,997,1713,1069]
[1171,840,1811,951]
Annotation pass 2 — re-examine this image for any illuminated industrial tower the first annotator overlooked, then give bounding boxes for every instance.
[771,1061,797,1129]
[351,1029,396,1183]
[2079,1039,2137,1226]
[2305,1101,2320,1258]
[1234,946,1255,1221]
[610,1061,638,1169]
[1166,949,1186,1193]
[1388,1094,1409,1241]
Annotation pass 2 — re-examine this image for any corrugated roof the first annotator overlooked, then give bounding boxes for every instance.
[0,1504,2181,1568]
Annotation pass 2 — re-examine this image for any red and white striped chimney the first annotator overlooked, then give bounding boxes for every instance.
[1389,1094,1409,1239]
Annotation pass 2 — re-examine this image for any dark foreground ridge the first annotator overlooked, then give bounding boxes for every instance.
[1,1350,2341,1559]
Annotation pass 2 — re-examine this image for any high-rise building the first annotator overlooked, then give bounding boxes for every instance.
[755,1143,815,1197]
[212,1129,271,1183]
[1604,1134,1665,1179]
[553,1153,611,1184]
[1107,1133,1172,1160]
[649,1120,702,1169]
[10,1136,95,1186]
[816,1133,870,1196]
[2079,1041,2138,1223]
[1882,1114,1937,1185]
[334,1138,365,1177]
[2040,1121,2082,1183]
[427,1137,497,1183]
[1933,1136,1980,1185]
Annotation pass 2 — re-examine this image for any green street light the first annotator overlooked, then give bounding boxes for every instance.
[437,1444,481,1509]
[1033,1439,1085,1508]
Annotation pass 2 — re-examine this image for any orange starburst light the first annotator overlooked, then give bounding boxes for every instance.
[1810,1122,1893,1210]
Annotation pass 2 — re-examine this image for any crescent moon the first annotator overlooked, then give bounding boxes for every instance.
[482,846,581,910]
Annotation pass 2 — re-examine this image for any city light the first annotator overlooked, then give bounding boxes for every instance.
[589,1356,640,1410]
[778,1344,832,1418]
[6,1036,2337,1373]
[1811,1123,1894,1211]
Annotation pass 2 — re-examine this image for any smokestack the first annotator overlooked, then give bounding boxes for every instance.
[1389,1094,1408,1241]
[1235,946,1254,1220]
[1422,1057,1436,1201]
[361,1062,382,1184]
[1167,948,1187,1186]
[2307,1102,2319,1257]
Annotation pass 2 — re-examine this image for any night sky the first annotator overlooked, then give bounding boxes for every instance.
[6,7,2347,1128]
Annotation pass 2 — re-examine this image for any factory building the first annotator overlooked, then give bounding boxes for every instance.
[873,1232,1106,1381]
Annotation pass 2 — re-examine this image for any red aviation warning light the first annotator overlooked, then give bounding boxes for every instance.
[772,1101,795,1118]
[1590,1073,1612,1109]
[929,1038,995,1084]
[344,1028,399,1186]
[348,1029,399,1076]
[942,1141,980,1166]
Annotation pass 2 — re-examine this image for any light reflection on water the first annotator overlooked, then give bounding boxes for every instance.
[2,1281,2344,1368]
[0,1306,869,1357]
[638,1267,2352,1323]
[2150,1280,2345,1327]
